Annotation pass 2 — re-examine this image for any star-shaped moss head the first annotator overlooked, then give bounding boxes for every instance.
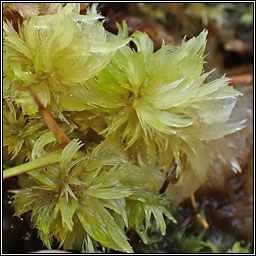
[3,3,130,115]
[83,27,244,177]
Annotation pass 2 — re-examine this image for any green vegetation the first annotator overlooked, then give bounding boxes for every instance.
[3,3,247,253]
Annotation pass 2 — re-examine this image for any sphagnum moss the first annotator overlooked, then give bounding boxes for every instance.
[81,26,244,206]
[3,3,245,253]
[3,3,130,115]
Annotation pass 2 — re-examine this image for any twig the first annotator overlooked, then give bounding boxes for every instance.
[159,160,178,194]
[191,193,209,230]
[229,74,253,85]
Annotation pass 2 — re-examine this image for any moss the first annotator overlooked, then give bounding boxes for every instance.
[3,3,245,253]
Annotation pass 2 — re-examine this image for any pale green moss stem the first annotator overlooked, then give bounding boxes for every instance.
[3,150,84,180]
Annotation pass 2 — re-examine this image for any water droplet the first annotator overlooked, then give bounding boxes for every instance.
[23,231,31,241]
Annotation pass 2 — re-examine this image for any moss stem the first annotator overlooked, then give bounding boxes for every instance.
[3,150,63,180]
[3,150,85,180]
